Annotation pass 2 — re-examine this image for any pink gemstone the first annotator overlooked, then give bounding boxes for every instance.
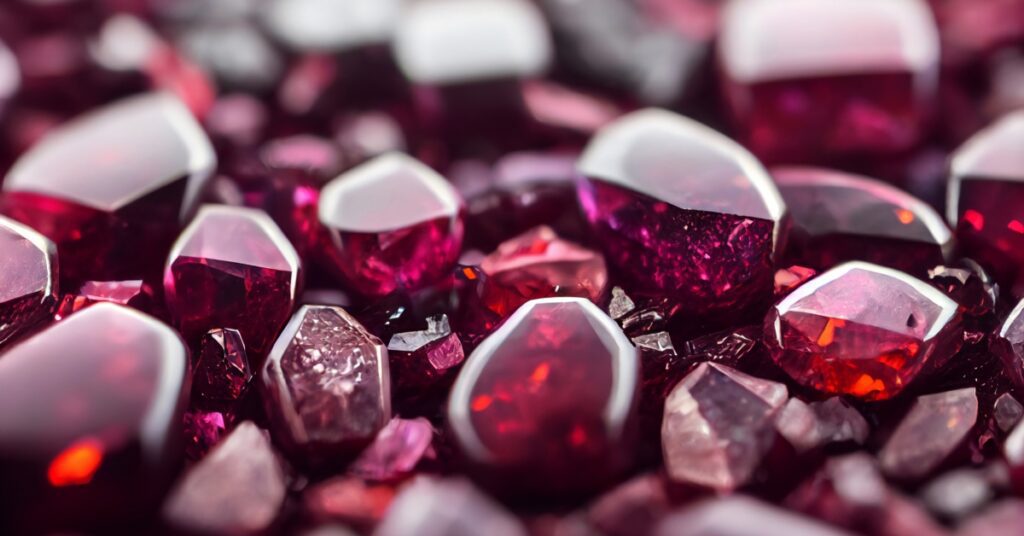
[586,473,673,536]
[333,111,408,168]
[448,297,638,496]
[920,467,998,522]
[162,422,287,536]
[765,262,963,401]
[54,279,157,321]
[261,305,391,469]
[1,93,216,283]
[182,410,229,461]
[480,226,608,317]
[991,299,1024,391]
[931,0,1024,63]
[774,265,817,297]
[577,109,785,318]
[879,387,979,480]
[348,417,435,482]
[0,303,188,531]
[948,111,1024,294]
[191,328,251,405]
[662,362,788,491]
[0,216,58,347]
[719,0,939,164]
[995,393,1024,433]
[204,93,268,149]
[655,496,852,536]
[387,314,466,400]
[375,477,527,536]
[775,397,869,452]
[773,167,952,274]
[303,477,396,531]
[164,205,301,360]
[959,500,1024,536]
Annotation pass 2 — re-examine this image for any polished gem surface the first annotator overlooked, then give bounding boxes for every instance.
[0,215,57,347]
[879,387,979,479]
[191,328,251,405]
[348,417,435,482]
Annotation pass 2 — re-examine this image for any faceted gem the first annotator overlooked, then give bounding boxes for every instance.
[993,300,1024,391]
[927,259,998,345]
[374,477,527,536]
[387,314,466,400]
[480,226,608,317]
[765,262,963,401]
[54,279,157,321]
[0,303,188,532]
[162,422,287,536]
[183,410,229,461]
[994,393,1024,433]
[662,362,788,491]
[879,388,979,480]
[448,297,638,497]
[948,110,1024,292]
[775,265,816,297]
[318,153,464,297]
[1,93,216,283]
[773,167,952,274]
[0,215,58,347]
[191,328,251,405]
[577,109,785,318]
[261,305,391,469]
[775,397,870,452]
[164,205,301,360]
[348,417,435,482]
[655,496,853,536]
[718,0,940,164]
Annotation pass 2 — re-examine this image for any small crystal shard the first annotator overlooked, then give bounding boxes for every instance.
[879,388,979,480]
[994,393,1024,433]
[192,328,251,405]
[348,417,435,482]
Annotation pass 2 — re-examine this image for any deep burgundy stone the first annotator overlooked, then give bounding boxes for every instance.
[191,328,251,406]
[765,262,963,401]
[773,167,952,274]
[54,279,157,321]
[1,93,216,284]
[318,153,464,297]
[948,111,1024,294]
[662,362,788,491]
[182,410,230,461]
[927,259,998,345]
[261,305,391,470]
[719,0,940,165]
[577,109,785,319]
[655,496,853,536]
[880,388,979,480]
[303,477,396,531]
[985,49,1024,120]
[0,215,57,347]
[0,304,188,532]
[162,422,287,536]
[374,477,527,536]
[348,417,435,483]
[164,206,301,361]
[448,297,638,497]
[387,314,466,405]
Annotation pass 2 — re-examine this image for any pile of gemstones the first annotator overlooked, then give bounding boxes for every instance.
[1,0,1024,534]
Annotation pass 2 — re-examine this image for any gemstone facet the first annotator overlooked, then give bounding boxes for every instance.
[0,215,57,347]
[879,387,979,480]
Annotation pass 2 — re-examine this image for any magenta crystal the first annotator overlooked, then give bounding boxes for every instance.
[0,215,57,347]
[183,410,229,461]
[348,417,435,482]
[879,388,979,480]
[387,314,466,399]
[54,279,156,321]
[775,397,870,452]
[191,328,251,405]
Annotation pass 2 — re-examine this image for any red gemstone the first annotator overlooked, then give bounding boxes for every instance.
[0,215,58,347]
[54,279,157,321]
[1,93,216,283]
[577,109,785,319]
[718,0,939,164]
[480,226,608,317]
[191,328,251,405]
[948,111,1024,294]
[387,314,466,401]
[448,297,638,497]
[164,205,302,360]
[774,265,817,297]
[303,477,397,531]
[765,262,963,400]
[0,303,188,532]
[773,167,952,274]
[261,305,391,470]
[348,417,436,482]
[182,410,229,461]
[879,388,978,480]
[318,153,464,297]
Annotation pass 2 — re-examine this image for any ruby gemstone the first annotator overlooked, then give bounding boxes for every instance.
[447,297,638,497]
[1,93,216,284]
[765,262,963,401]
[164,205,301,360]
[318,153,464,298]
[191,327,252,406]
[718,0,940,165]
[577,109,785,320]
[773,167,952,275]
[54,279,157,321]
[0,215,57,347]
[0,303,188,532]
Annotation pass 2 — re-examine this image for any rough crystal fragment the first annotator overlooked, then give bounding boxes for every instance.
[765,262,963,401]
[992,299,1024,391]
[586,473,673,536]
[994,393,1024,433]
[191,328,251,405]
[387,314,466,398]
[375,477,527,536]
[880,388,979,480]
[927,259,998,345]
[348,417,435,482]
[164,205,301,360]
[608,286,636,320]
[655,496,854,536]
[448,297,638,497]
[577,109,785,319]
[0,215,57,347]
[261,305,390,469]
[54,279,156,321]
[776,397,870,452]
[183,410,229,461]
[662,362,788,491]
[318,153,464,297]
[162,422,287,536]
[920,468,996,521]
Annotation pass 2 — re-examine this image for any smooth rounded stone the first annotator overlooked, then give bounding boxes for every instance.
[992,299,1024,392]
[0,303,188,532]
[303,477,397,531]
[920,468,996,521]
[773,167,952,274]
[0,216,57,347]
[994,393,1024,433]
[318,153,464,297]
[1,93,216,283]
[577,109,785,319]
[164,205,302,360]
[374,477,527,536]
[718,0,940,165]
[958,499,1024,536]
[448,297,638,497]
[765,262,963,401]
[263,0,402,52]
[585,473,673,536]
[261,305,391,470]
[480,226,608,317]
[191,328,251,407]
[0,37,18,112]
[775,397,870,452]
[348,417,435,482]
[177,19,283,93]
[654,496,856,536]
[162,422,287,536]
[880,387,979,480]
[203,94,268,149]
[947,110,1024,293]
